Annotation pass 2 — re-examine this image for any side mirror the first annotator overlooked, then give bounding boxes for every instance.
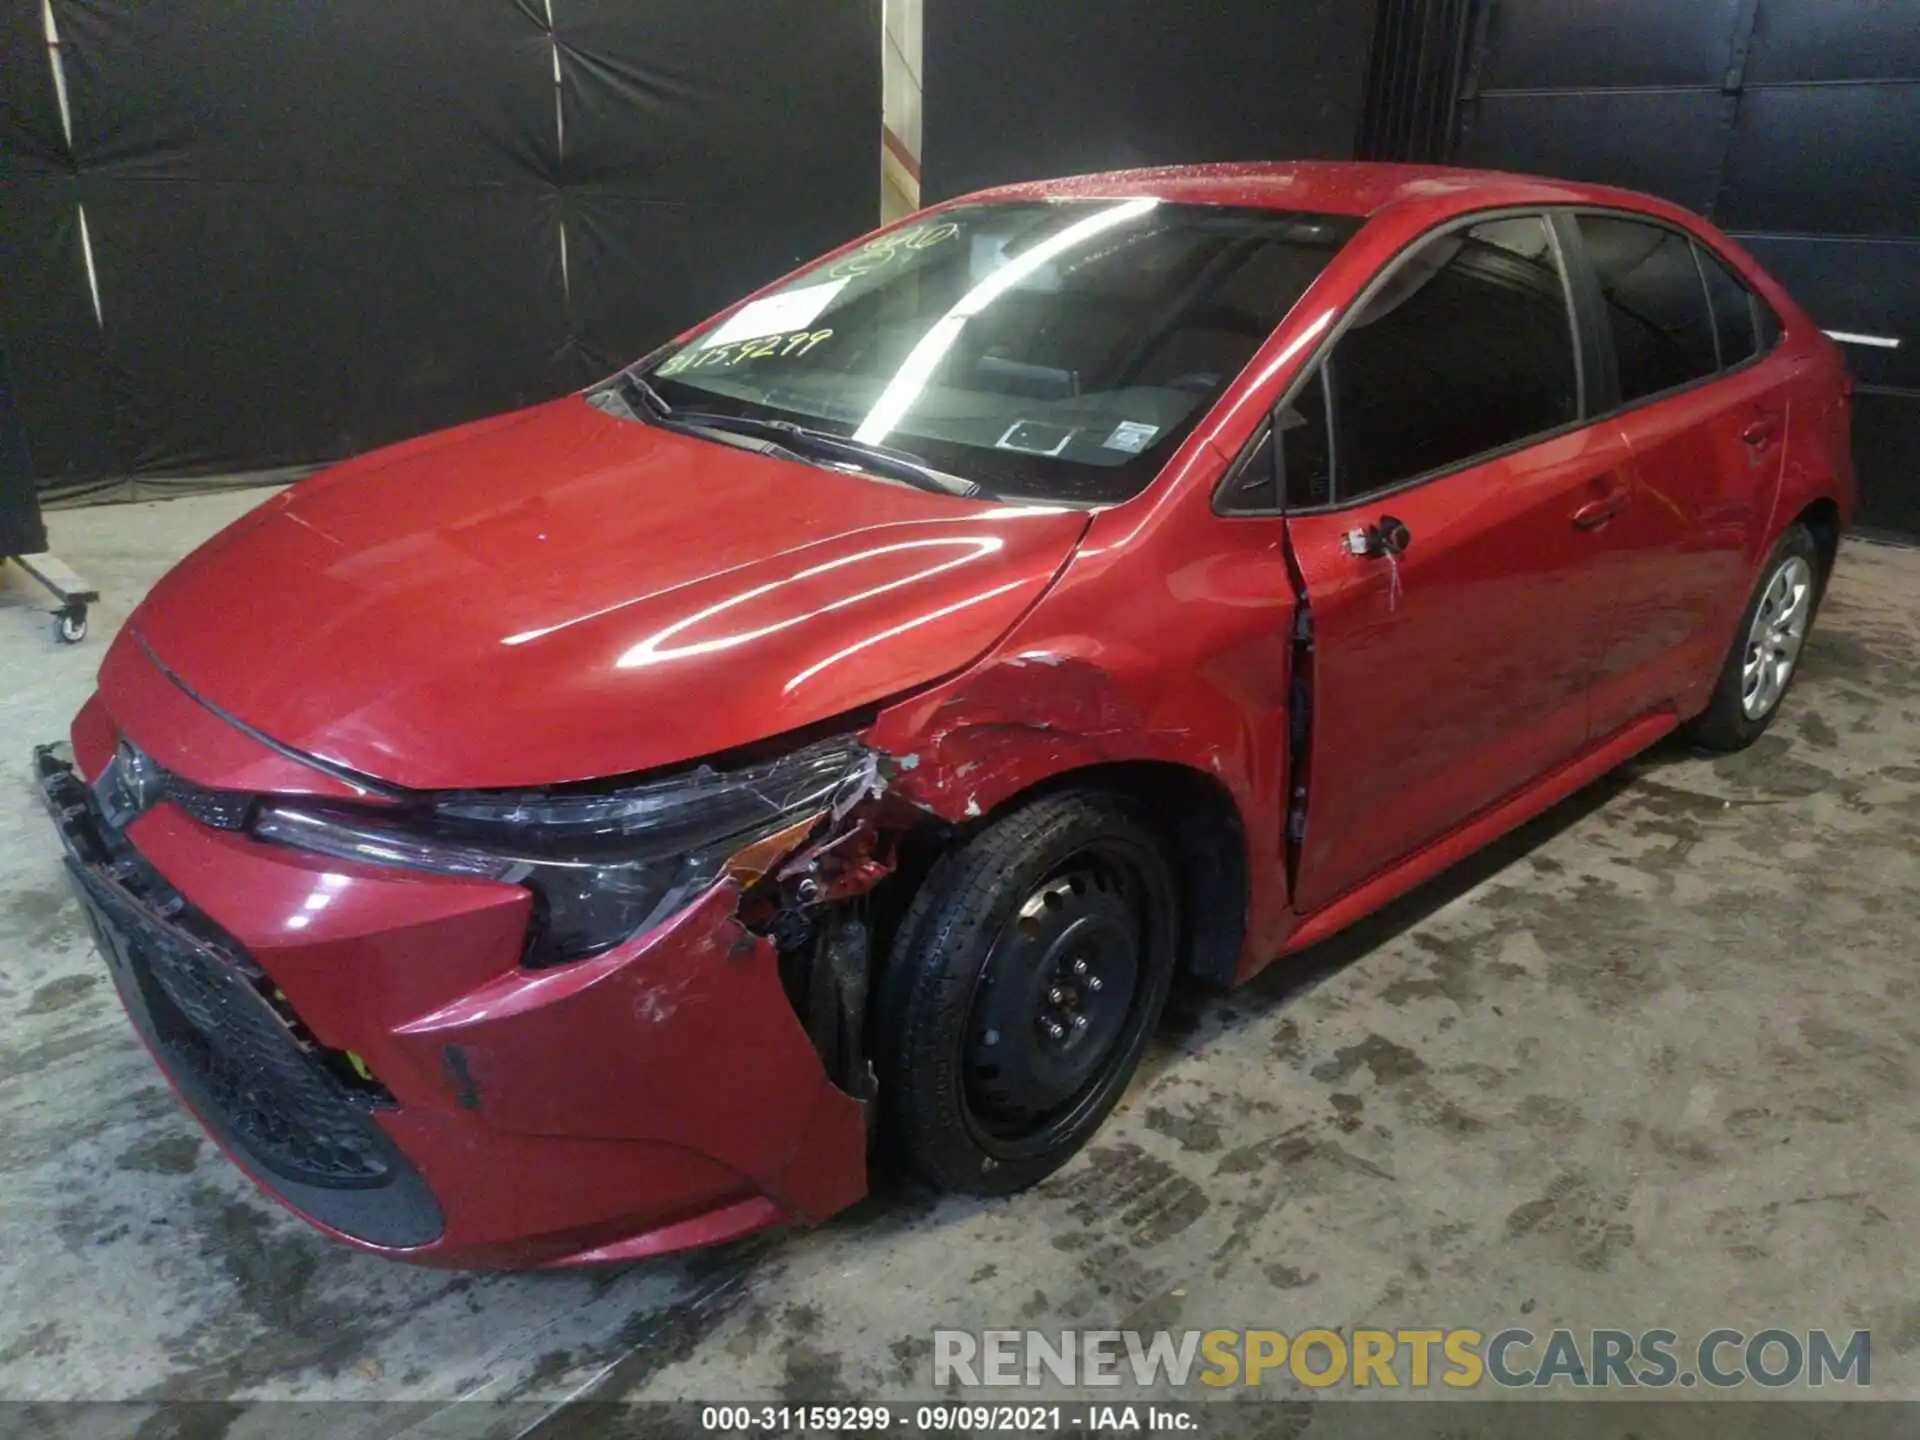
[1343,514,1412,559]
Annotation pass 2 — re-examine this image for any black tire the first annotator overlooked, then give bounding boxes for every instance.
[1684,523,1823,752]
[874,790,1179,1195]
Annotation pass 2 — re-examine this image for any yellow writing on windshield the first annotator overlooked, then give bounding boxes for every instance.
[659,328,835,375]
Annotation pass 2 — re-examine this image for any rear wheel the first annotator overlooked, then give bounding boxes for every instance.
[1684,523,1822,751]
[874,791,1178,1195]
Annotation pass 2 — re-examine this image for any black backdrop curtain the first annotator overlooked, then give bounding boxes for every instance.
[0,342,50,553]
[0,0,879,502]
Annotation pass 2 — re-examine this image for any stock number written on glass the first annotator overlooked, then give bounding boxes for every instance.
[829,220,960,278]
[658,328,834,376]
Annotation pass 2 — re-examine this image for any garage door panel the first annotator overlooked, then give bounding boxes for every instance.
[1457,91,1726,213]
[1851,393,1920,539]
[1477,0,1740,90]
[1451,0,1920,542]
[1736,235,1920,391]
[1747,0,1920,84]
[1718,84,1920,237]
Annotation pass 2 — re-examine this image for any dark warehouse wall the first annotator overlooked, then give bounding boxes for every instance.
[3,0,1913,542]
[0,344,50,555]
[0,0,880,503]
[1441,0,1920,542]
[923,0,1918,541]
[919,1,1378,203]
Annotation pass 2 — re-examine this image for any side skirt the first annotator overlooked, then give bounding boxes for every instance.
[1278,709,1679,956]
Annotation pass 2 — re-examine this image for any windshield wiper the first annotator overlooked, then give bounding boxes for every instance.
[598,377,991,500]
[674,411,991,500]
[615,367,675,421]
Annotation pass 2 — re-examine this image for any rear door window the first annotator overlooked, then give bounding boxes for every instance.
[1577,215,1720,403]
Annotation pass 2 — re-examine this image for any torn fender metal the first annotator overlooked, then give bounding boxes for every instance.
[857,489,1303,972]
[865,647,1261,824]
[864,652,1152,820]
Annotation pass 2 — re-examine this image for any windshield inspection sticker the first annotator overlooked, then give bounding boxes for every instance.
[1102,420,1161,454]
[702,279,848,349]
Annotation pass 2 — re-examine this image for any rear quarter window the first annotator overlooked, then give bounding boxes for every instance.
[1695,244,1761,369]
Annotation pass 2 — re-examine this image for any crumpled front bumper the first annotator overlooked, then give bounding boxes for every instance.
[34,714,869,1268]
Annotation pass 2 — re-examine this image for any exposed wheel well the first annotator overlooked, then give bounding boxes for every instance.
[1795,497,1842,593]
[794,762,1249,1103]
[981,761,1251,988]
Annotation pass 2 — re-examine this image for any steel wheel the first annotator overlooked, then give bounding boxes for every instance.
[1741,554,1813,719]
[874,790,1178,1193]
[960,850,1149,1155]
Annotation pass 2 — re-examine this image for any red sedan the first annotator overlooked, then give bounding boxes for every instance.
[37,163,1854,1266]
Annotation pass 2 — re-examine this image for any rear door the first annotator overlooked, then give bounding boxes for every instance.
[1274,214,1636,916]
[1569,213,1790,735]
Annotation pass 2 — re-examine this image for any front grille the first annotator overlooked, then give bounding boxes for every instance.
[73,743,391,1184]
[138,919,389,1186]
[39,741,445,1247]
[81,869,393,1189]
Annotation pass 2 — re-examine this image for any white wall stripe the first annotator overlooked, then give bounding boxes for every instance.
[76,202,103,329]
[43,0,74,147]
[1823,330,1901,349]
[546,0,564,161]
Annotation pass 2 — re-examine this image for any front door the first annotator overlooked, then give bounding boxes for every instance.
[1276,214,1634,916]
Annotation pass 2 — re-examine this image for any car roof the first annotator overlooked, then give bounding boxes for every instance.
[950,160,1684,224]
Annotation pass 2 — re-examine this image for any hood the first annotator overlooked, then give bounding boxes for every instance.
[128,397,1089,790]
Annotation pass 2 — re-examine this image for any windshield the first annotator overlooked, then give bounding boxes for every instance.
[631,200,1360,505]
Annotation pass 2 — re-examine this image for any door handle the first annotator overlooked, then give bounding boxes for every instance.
[1571,495,1627,530]
[1740,416,1782,447]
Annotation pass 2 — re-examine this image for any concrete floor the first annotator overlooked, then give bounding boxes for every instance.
[2,491,1917,1415]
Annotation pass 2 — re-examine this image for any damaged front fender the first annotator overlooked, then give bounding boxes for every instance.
[866,648,1254,825]
[392,881,869,1226]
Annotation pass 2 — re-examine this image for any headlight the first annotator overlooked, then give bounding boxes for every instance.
[251,738,879,965]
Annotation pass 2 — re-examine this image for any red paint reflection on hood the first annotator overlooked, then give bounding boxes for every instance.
[128,397,1090,789]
